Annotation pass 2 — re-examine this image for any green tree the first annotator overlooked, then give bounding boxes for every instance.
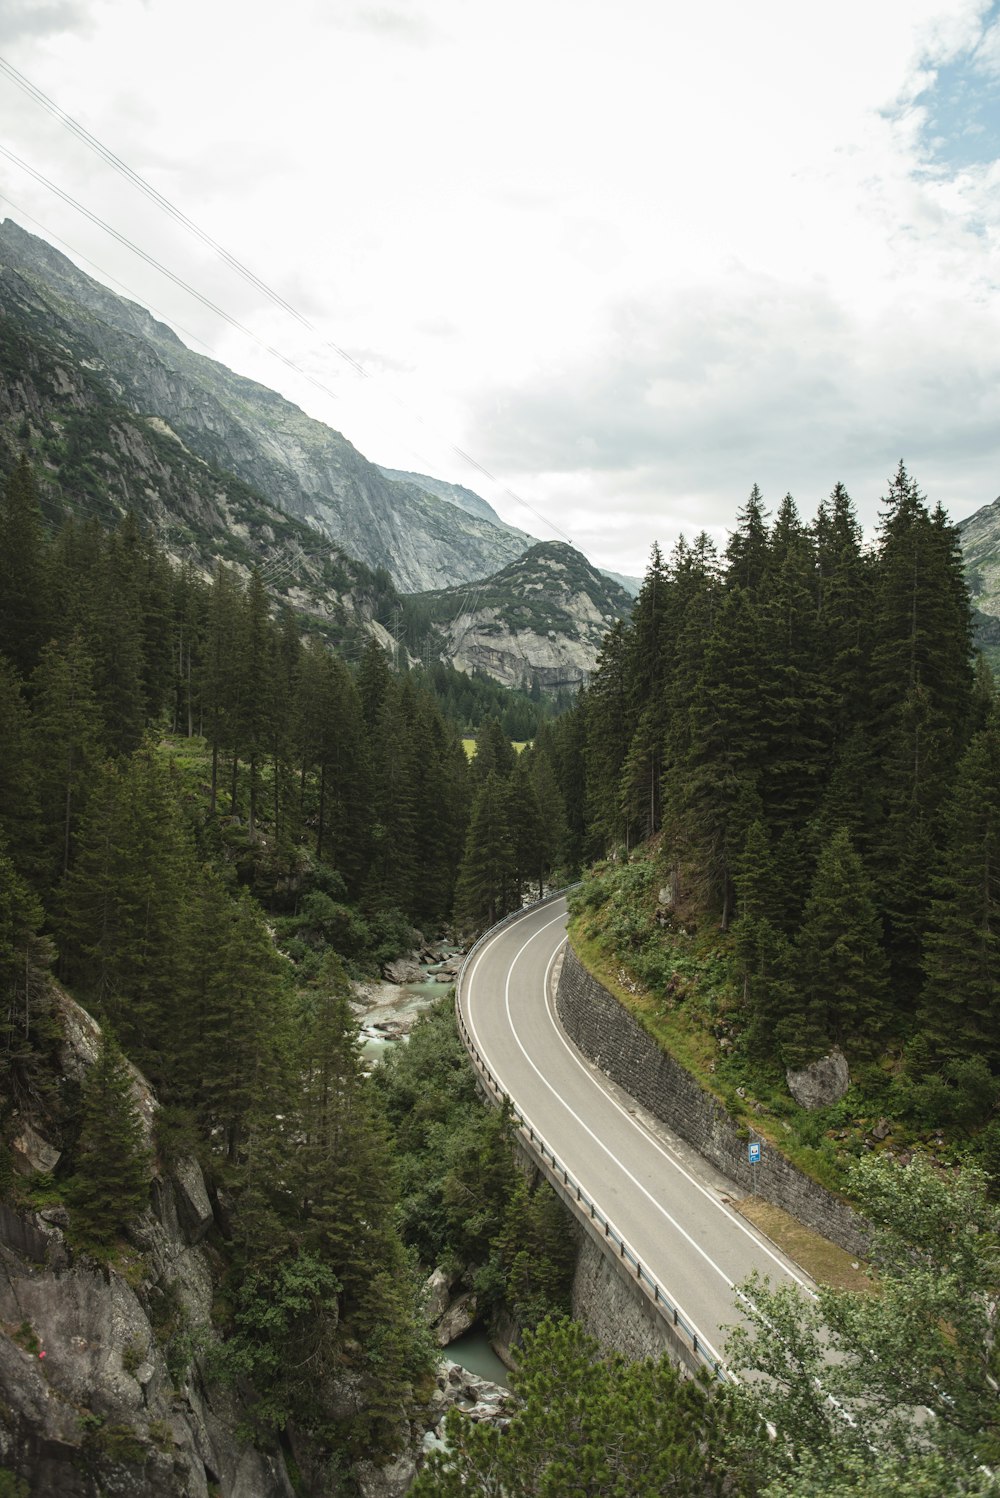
[791,826,888,1062]
[454,771,516,929]
[413,1316,737,1497]
[30,635,102,887]
[0,455,50,678]
[68,1028,151,1248]
[726,1155,1000,1478]
[0,841,53,1117]
[920,725,1000,1063]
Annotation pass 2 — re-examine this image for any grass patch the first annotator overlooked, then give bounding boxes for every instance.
[734,1197,871,1293]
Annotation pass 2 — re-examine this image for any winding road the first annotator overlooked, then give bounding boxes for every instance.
[458,895,814,1372]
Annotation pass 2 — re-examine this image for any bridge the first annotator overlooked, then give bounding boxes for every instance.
[456,893,813,1376]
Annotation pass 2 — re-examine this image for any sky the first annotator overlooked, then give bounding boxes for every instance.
[0,0,998,579]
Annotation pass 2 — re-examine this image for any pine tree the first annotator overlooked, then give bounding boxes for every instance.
[0,657,41,880]
[454,771,516,929]
[792,827,889,1063]
[0,455,50,678]
[57,743,195,1079]
[920,726,1000,1063]
[30,635,102,888]
[0,840,53,1114]
[68,1028,151,1248]
[584,620,633,851]
[725,483,770,591]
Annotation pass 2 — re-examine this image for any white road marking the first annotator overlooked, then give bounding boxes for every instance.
[463,902,820,1368]
[537,932,816,1297]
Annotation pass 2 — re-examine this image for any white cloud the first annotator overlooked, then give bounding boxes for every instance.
[0,0,997,578]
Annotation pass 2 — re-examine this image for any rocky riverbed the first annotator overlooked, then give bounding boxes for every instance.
[351,944,464,1062]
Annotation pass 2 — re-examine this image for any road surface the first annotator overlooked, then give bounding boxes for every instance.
[459,895,813,1372]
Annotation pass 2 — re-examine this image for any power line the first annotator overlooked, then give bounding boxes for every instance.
[0,143,355,417]
[0,53,575,546]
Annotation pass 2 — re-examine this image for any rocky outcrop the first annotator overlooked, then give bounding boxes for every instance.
[417,541,633,691]
[0,987,295,1498]
[0,1190,294,1497]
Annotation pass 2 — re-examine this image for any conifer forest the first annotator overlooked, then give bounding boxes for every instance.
[2,443,999,1497]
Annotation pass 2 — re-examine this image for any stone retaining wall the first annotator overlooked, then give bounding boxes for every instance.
[556,945,867,1257]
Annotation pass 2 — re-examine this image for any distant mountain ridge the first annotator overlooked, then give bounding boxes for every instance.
[0,218,635,687]
[0,219,533,594]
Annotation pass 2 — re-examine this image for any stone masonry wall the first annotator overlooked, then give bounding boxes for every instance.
[556,945,867,1257]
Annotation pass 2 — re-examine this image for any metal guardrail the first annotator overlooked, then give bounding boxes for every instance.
[455,892,729,1381]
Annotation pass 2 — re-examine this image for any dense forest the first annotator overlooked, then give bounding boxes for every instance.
[530,464,1000,1169]
[0,450,576,1484]
[4,445,999,1496]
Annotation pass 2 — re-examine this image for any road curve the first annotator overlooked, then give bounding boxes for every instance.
[459,895,813,1371]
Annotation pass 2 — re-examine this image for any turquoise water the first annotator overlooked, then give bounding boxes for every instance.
[447,1329,511,1387]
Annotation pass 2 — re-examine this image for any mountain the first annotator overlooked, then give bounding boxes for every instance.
[958,496,1000,666]
[381,466,643,596]
[412,541,634,691]
[0,219,534,593]
[378,465,521,529]
[0,286,407,651]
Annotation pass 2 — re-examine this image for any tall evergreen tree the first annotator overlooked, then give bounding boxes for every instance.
[30,635,102,888]
[454,770,516,929]
[68,1028,151,1248]
[920,726,1000,1063]
[0,455,50,678]
[791,827,889,1063]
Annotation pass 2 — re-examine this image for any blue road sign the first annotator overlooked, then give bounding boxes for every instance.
[748,1141,762,1165]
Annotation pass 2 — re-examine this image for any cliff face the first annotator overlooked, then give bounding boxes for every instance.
[0,220,536,594]
[417,541,633,691]
[0,989,292,1498]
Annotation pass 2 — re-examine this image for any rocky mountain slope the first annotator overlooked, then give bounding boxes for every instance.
[0,219,534,594]
[0,304,403,650]
[958,495,1000,665]
[413,541,633,691]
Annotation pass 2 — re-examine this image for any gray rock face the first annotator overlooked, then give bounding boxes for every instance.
[422,1267,455,1326]
[420,541,633,691]
[786,1048,851,1110]
[10,1121,61,1175]
[0,987,296,1498]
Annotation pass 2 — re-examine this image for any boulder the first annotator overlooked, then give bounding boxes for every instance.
[10,1121,61,1176]
[355,1453,418,1498]
[422,1266,454,1326]
[173,1156,214,1243]
[381,956,422,984]
[786,1048,850,1110]
[435,1292,477,1347]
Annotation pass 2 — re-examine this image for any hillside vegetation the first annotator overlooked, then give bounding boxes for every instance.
[542,468,1000,1181]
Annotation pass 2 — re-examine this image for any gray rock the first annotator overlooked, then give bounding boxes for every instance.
[435,1292,477,1347]
[786,1047,850,1110]
[437,1361,510,1423]
[422,1266,454,1326]
[172,1155,214,1243]
[382,956,423,984]
[355,1453,418,1498]
[10,1121,61,1176]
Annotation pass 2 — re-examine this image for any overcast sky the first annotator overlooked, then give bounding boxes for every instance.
[1,0,998,577]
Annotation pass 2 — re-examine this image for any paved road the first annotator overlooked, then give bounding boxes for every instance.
[460,896,813,1371]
